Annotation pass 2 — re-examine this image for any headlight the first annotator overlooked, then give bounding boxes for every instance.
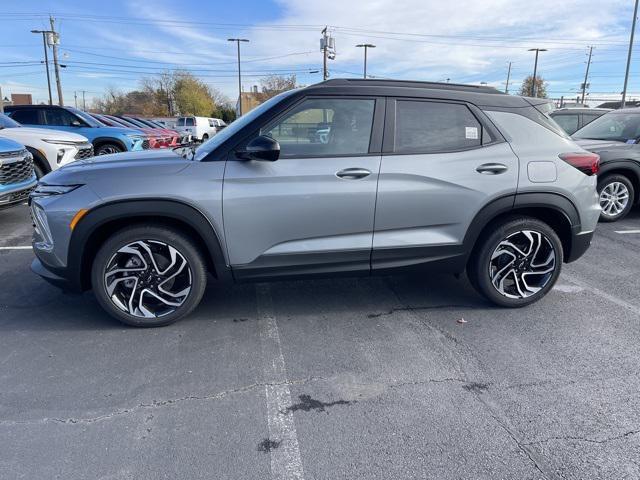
[43,139,81,146]
[31,184,82,197]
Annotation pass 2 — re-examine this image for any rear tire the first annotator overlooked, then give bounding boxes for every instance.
[91,225,207,327]
[201,133,209,142]
[597,174,634,222]
[468,217,563,308]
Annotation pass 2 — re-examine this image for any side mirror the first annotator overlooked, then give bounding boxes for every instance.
[236,135,280,162]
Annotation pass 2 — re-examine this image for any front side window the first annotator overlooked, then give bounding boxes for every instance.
[552,114,580,135]
[261,97,375,157]
[394,100,482,153]
[44,109,79,127]
[185,118,195,126]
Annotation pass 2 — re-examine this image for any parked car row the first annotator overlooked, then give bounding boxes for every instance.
[550,105,640,222]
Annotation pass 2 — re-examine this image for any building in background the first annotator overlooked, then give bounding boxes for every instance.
[10,93,33,105]
[236,86,263,116]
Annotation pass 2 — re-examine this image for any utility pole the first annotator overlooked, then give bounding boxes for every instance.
[74,91,78,108]
[622,0,639,109]
[49,16,64,106]
[227,38,249,116]
[356,44,376,78]
[528,48,547,97]
[505,61,512,94]
[31,29,53,105]
[0,85,3,113]
[81,90,86,110]
[322,27,328,80]
[581,46,594,105]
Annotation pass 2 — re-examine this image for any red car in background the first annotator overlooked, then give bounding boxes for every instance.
[130,117,185,146]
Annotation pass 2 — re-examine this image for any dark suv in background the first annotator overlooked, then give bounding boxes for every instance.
[550,107,610,135]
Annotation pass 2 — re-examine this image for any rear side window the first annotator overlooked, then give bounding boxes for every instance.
[394,100,482,153]
[186,118,195,126]
[208,119,215,127]
[9,109,41,125]
[552,114,580,135]
[176,118,185,126]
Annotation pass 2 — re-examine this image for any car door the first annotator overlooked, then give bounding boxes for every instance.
[372,98,519,271]
[223,96,384,279]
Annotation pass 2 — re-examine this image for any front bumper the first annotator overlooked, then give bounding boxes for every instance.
[31,257,76,291]
[0,176,37,210]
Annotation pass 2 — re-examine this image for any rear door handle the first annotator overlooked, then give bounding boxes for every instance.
[476,163,508,175]
[336,168,371,179]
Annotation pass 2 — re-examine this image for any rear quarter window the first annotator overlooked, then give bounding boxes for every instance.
[394,100,482,153]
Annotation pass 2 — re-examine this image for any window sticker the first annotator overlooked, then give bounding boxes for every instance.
[465,126,479,140]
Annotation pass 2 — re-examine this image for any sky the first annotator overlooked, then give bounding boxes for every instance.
[1,0,639,108]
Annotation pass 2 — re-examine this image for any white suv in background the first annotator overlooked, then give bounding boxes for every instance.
[0,113,93,178]
[175,116,222,142]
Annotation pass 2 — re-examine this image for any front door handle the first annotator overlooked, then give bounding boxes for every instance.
[476,163,508,175]
[336,168,371,179]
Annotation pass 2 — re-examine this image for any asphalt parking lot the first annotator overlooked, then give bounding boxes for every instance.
[1,204,640,480]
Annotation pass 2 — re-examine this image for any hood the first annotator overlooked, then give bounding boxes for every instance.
[96,126,145,136]
[0,126,88,143]
[573,138,628,149]
[45,148,191,186]
[0,137,25,152]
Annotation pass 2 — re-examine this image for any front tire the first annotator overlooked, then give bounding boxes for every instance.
[597,174,634,222]
[201,133,209,142]
[91,225,207,327]
[95,143,123,156]
[468,217,563,308]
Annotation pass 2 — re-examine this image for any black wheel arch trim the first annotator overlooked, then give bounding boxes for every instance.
[67,199,231,291]
[25,146,51,174]
[463,191,582,264]
[92,137,127,152]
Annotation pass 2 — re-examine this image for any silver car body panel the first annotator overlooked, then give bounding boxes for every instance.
[486,111,600,235]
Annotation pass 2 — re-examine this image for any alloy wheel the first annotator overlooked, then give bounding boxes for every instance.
[599,181,630,218]
[489,230,557,299]
[97,145,121,155]
[104,240,192,318]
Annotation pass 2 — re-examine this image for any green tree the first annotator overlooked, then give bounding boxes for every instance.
[173,72,214,116]
[519,75,548,98]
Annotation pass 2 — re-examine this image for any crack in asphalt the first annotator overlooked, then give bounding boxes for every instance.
[367,304,478,319]
[524,429,640,446]
[383,279,562,480]
[0,376,326,427]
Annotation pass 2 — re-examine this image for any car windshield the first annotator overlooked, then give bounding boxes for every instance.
[0,113,21,129]
[573,112,640,143]
[194,89,298,161]
[66,107,103,127]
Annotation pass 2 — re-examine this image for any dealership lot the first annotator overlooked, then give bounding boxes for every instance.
[1,204,640,479]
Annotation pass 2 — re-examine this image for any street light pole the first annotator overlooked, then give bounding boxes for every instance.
[228,38,249,116]
[622,0,639,109]
[31,29,54,105]
[528,48,547,97]
[356,44,376,78]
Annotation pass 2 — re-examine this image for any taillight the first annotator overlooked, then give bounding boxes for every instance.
[559,152,600,176]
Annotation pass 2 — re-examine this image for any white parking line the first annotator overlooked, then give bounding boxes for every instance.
[615,229,640,234]
[0,246,31,250]
[256,284,305,480]
[562,273,640,317]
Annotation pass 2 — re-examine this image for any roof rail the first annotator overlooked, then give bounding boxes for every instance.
[318,78,503,94]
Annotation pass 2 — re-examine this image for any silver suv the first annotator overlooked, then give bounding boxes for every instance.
[30,79,601,327]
